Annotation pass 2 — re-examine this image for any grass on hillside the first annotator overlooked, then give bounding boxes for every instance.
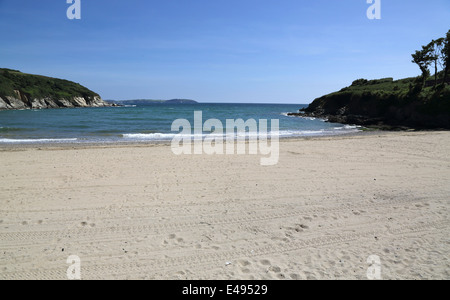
[331,72,450,103]
[0,68,99,100]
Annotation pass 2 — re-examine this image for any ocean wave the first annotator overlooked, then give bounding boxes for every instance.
[282,113,316,120]
[122,133,177,140]
[121,127,360,141]
[333,125,361,130]
[0,138,77,143]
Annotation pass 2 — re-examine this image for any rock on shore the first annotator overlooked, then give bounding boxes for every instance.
[0,93,109,110]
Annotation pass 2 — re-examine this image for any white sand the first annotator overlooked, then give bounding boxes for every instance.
[0,131,449,280]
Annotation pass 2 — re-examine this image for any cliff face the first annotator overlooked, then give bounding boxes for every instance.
[0,92,108,110]
[291,77,450,130]
[0,68,110,110]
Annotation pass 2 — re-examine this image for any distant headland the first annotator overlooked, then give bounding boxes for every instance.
[0,69,200,110]
[105,99,199,106]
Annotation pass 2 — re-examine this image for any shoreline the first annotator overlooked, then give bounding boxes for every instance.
[0,129,387,150]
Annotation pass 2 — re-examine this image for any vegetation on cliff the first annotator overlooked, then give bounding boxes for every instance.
[0,68,100,100]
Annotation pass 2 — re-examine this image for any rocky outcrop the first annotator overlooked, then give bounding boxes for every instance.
[289,77,450,130]
[72,97,88,107]
[290,95,450,130]
[31,98,48,109]
[3,96,27,109]
[0,93,110,111]
[0,97,10,109]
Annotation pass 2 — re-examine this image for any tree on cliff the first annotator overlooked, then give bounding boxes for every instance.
[428,38,444,89]
[411,44,432,87]
[442,30,450,85]
[411,29,450,89]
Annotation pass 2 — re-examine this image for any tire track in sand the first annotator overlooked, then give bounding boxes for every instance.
[0,219,447,280]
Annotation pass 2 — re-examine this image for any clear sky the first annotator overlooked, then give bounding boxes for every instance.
[1,0,449,103]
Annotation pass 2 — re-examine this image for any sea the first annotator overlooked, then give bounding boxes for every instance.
[0,103,361,144]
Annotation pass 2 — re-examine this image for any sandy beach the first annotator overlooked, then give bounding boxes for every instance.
[0,131,449,280]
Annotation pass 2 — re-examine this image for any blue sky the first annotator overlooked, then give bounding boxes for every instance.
[1,0,449,103]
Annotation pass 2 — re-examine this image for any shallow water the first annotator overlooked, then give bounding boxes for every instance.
[0,103,360,144]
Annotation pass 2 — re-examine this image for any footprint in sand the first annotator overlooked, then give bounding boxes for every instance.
[284,224,309,235]
[238,260,251,267]
[295,224,309,231]
[260,259,271,266]
[80,221,95,227]
[268,266,281,273]
[163,234,185,245]
[290,273,303,280]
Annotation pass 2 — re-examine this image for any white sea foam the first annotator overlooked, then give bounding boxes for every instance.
[122,133,229,140]
[122,127,359,141]
[122,133,177,140]
[333,125,361,130]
